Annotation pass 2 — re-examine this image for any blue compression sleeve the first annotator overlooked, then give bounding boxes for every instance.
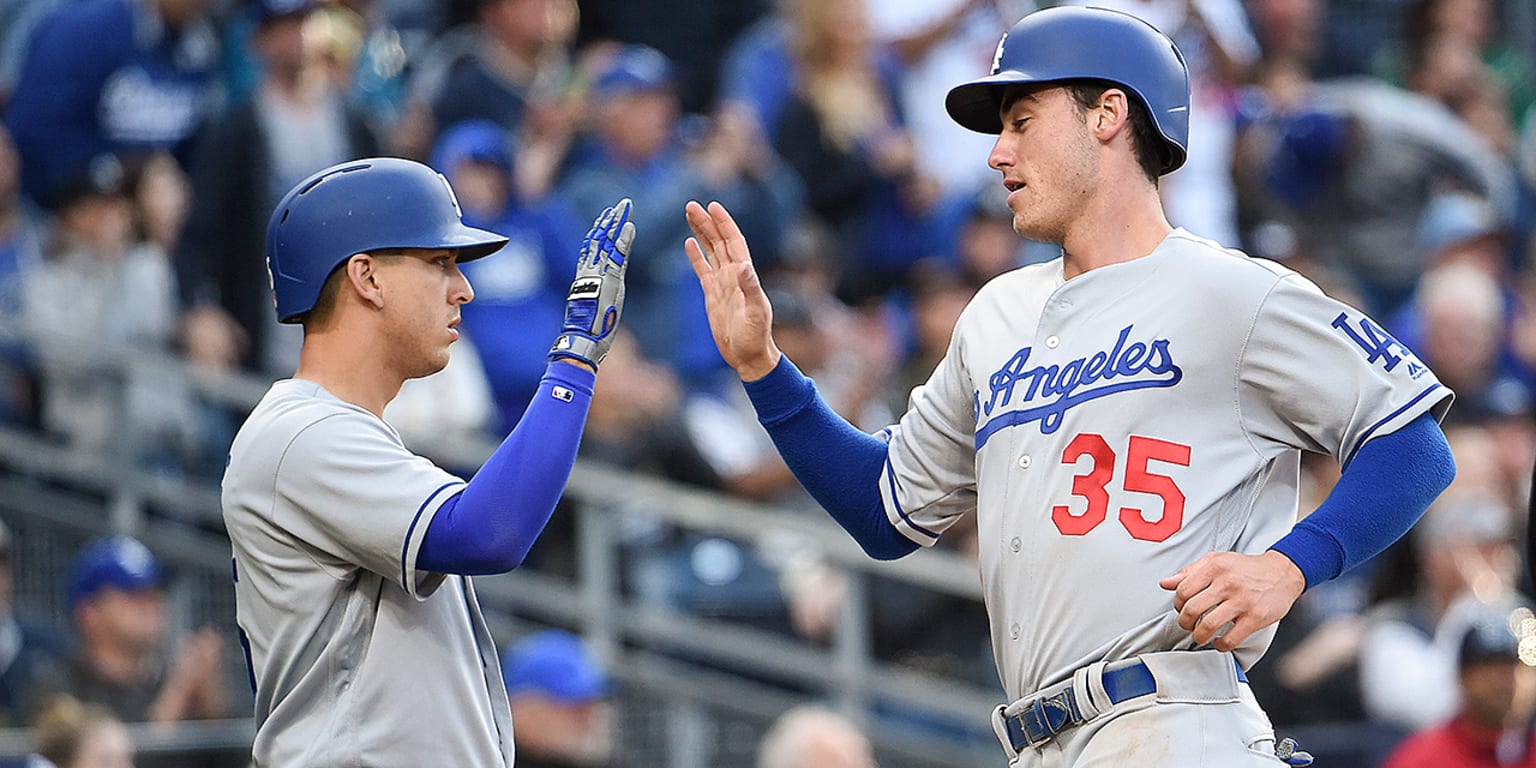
[743,356,919,560]
[1268,412,1455,588]
[418,363,595,575]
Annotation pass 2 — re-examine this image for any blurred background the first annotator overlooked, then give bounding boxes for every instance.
[0,0,1534,765]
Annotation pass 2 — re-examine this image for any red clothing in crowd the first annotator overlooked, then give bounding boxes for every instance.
[1384,715,1536,768]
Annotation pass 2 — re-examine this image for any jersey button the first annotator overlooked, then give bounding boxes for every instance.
[1010,623,1021,641]
[1045,335,1060,349]
[1010,537,1021,552]
[1017,455,1031,469]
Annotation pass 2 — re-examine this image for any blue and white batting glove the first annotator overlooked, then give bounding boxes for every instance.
[550,198,634,368]
[1275,737,1314,767]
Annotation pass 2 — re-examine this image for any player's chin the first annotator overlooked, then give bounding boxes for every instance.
[410,347,453,379]
[1011,215,1047,242]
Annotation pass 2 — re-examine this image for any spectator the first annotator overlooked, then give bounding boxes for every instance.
[1409,261,1532,426]
[773,0,932,304]
[0,0,61,103]
[892,261,973,402]
[3,0,220,210]
[27,537,227,727]
[501,630,618,768]
[1244,453,1373,737]
[400,0,578,159]
[28,695,134,768]
[800,511,994,689]
[926,181,1043,290]
[0,123,42,429]
[1233,77,1513,318]
[865,0,1012,197]
[573,328,735,591]
[575,0,768,114]
[1381,607,1536,768]
[1390,0,1536,130]
[329,0,413,130]
[130,154,190,263]
[1360,492,1523,734]
[175,0,381,378]
[1404,33,1492,113]
[1245,0,1321,76]
[19,157,200,466]
[227,0,398,129]
[0,517,68,728]
[685,283,893,504]
[1390,195,1536,448]
[431,120,580,431]
[663,283,893,634]
[580,329,716,488]
[1402,29,1536,270]
[716,11,793,145]
[756,705,876,768]
[558,44,801,379]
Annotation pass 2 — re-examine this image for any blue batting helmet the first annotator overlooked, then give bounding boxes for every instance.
[266,157,509,323]
[945,6,1191,174]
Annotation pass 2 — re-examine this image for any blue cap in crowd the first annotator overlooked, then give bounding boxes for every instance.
[1417,191,1503,256]
[592,45,673,97]
[431,120,516,176]
[1264,109,1349,208]
[67,536,162,611]
[1459,612,1524,668]
[255,0,314,25]
[501,630,609,703]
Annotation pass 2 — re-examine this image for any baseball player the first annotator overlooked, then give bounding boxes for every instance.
[684,7,1456,767]
[221,157,631,767]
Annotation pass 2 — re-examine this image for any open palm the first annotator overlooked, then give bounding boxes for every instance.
[684,200,781,381]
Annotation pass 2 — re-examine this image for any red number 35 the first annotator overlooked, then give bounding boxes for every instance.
[1050,434,1191,542]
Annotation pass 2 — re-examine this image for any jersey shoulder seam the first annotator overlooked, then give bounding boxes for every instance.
[268,411,369,581]
[1231,271,1293,461]
[1164,232,1295,278]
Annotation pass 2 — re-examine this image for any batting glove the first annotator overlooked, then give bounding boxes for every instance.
[1275,737,1314,767]
[550,198,634,368]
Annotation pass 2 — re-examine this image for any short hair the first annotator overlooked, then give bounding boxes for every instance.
[1065,80,1164,184]
[757,706,868,768]
[301,249,409,329]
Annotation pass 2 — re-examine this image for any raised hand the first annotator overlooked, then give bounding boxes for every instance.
[551,198,634,369]
[683,200,781,381]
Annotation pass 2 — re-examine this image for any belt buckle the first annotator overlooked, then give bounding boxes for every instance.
[1018,687,1081,748]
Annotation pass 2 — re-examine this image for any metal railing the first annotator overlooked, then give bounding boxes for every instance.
[0,323,1002,766]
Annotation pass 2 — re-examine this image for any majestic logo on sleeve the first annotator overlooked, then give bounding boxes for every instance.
[974,325,1183,447]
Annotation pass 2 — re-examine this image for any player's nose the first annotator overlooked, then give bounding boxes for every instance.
[452,266,474,304]
[988,135,1015,172]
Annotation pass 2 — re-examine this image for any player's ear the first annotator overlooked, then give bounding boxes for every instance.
[1091,89,1131,139]
[345,253,387,310]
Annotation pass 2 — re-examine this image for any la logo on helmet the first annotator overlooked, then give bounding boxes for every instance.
[991,33,1008,75]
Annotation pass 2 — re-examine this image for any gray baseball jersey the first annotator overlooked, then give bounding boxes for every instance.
[879,229,1451,701]
[223,379,513,767]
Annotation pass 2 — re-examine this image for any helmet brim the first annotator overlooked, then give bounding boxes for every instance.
[946,71,1053,135]
[379,223,509,263]
[946,72,1188,174]
[437,223,509,262]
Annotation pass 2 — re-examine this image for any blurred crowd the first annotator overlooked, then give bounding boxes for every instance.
[0,0,1533,764]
